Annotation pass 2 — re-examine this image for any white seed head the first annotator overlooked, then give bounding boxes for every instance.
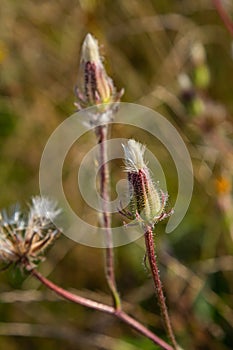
[123,139,147,172]
[29,196,61,223]
[0,196,62,268]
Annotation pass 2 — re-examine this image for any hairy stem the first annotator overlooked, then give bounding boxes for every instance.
[29,267,173,350]
[145,226,178,350]
[97,124,121,310]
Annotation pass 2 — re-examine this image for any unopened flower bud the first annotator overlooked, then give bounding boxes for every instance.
[75,33,123,115]
[121,140,171,227]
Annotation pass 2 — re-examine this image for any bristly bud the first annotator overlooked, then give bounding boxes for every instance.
[0,197,62,270]
[120,140,172,228]
[74,33,124,125]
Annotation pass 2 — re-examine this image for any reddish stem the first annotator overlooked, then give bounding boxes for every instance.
[145,227,178,350]
[97,125,121,310]
[30,268,173,350]
[213,0,233,37]
[30,268,114,314]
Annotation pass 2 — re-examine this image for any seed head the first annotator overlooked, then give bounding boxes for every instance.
[120,140,172,228]
[0,197,61,270]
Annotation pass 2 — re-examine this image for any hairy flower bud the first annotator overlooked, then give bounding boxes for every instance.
[120,140,172,228]
[75,34,123,113]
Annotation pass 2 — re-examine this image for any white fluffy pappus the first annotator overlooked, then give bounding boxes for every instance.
[122,139,147,173]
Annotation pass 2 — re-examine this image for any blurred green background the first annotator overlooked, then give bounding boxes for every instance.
[0,0,233,349]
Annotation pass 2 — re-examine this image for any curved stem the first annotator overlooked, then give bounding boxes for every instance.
[30,268,173,350]
[145,226,178,350]
[30,268,114,314]
[97,125,121,310]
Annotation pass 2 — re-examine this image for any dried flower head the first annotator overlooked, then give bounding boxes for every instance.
[74,33,124,125]
[0,196,61,270]
[120,140,172,228]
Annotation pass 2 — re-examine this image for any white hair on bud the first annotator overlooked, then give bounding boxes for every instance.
[81,33,101,64]
[123,139,147,172]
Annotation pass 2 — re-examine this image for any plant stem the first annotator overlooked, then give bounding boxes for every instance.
[29,267,173,350]
[97,124,121,310]
[30,267,114,314]
[212,0,233,37]
[145,226,178,350]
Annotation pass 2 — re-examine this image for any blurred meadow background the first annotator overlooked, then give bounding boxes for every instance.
[1,0,233,349]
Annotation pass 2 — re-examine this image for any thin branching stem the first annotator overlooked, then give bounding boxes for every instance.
[97,124,121,310]
[29,267,173,350]
[145,226,178,350]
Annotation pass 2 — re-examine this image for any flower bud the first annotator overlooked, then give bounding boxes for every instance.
[75,33,123,113]
[121,140,171,227]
